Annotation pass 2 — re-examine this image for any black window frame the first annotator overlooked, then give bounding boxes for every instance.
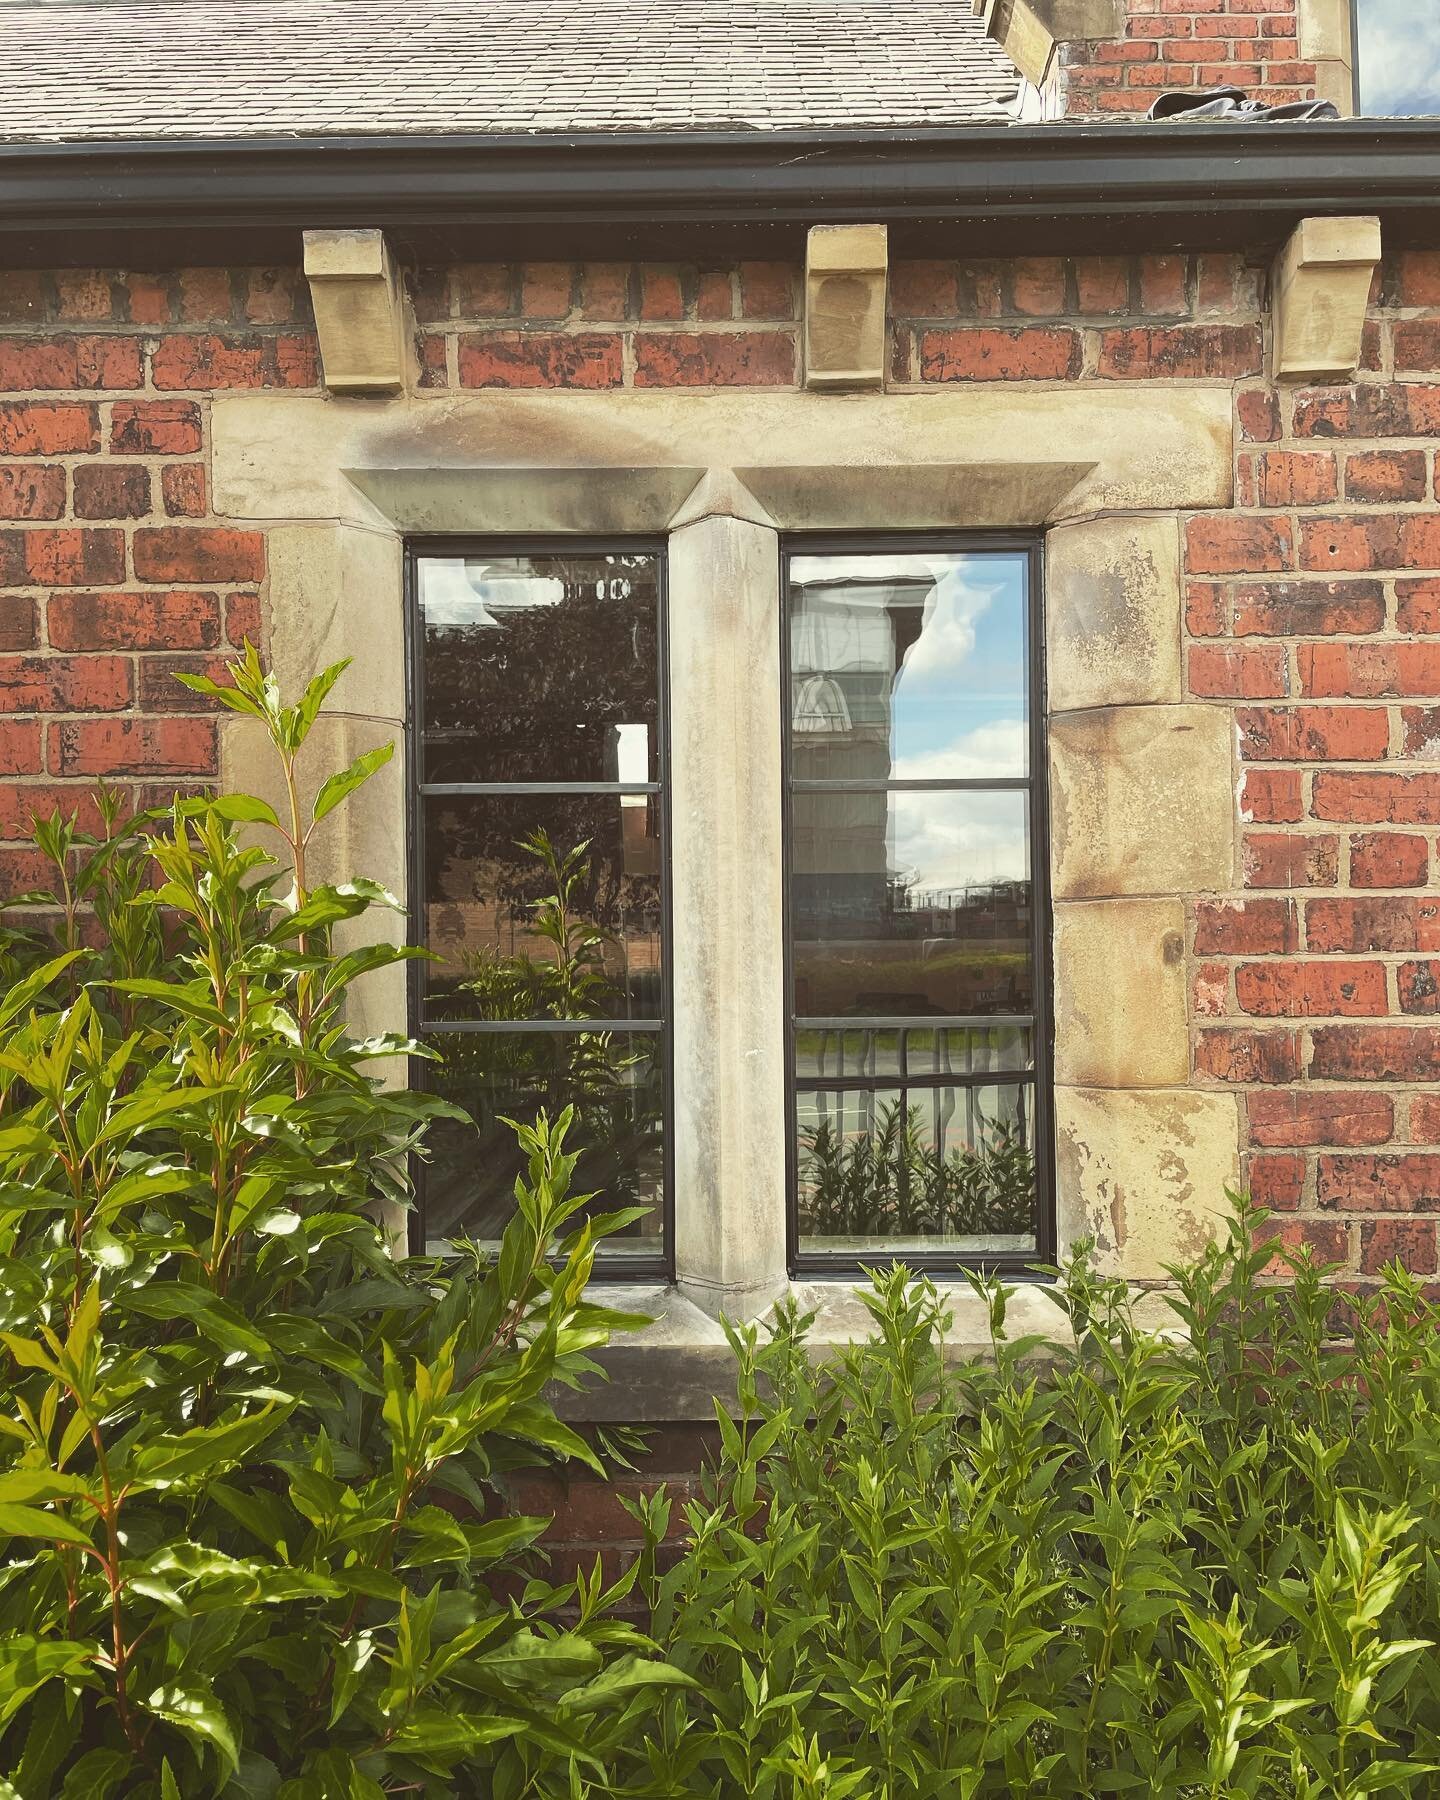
[780,530,1056,1278]
[403,535,675,1280]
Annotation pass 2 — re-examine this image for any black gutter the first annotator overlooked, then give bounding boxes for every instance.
[3,119,1440,264]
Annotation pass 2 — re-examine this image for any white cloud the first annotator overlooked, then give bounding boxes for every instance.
[1358,0,1440,114]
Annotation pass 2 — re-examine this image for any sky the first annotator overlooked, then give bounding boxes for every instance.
[1358,0,1440,114]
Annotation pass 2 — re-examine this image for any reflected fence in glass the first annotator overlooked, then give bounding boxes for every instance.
[410,546,669,1264]
[785,541,1048,1265]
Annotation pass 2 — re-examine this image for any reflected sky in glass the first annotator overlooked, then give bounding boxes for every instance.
[1358,0,1440,115]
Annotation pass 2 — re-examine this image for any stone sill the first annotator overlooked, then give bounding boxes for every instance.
[558,1278,1074,1422]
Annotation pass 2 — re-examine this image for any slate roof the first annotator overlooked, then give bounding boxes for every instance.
[0,0,1023,142]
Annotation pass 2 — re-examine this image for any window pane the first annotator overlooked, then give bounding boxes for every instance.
[419,551,659,785]
[792,788,1031,1018]
[423,1030,664,1252]
[1357,2,1439,115]
[422,793,663,1023]
[795,1024,1033,1080]
[795,1082,1037,1256]
[789,550,1027,782]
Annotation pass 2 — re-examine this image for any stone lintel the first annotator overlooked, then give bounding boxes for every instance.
[804,222,888,392]
[1272,215,1382,383]
[302,227,413,395]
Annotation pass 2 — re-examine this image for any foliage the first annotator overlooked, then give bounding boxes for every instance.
[798,1102,1035,1242]
[610,1203,1440,1798]
[0,648,675,1797]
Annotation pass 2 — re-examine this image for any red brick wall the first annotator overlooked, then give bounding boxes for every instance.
[1061,0,1317,118]
[5,246,1440,1283]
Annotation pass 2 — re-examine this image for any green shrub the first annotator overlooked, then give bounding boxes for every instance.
[0,650,677,1798]
[613,1212,1440,1798]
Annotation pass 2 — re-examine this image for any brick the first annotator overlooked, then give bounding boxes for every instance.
[1194,961,1229,1016]
[1398,579,1440,634]
[1301,642,1440,699]
[1399,960,1440,1014]
[1241,768,1302,823]
[49,716,217,778]
[1235,959,1386,1018]
[0,467,65,522]
[415,334,447,389]
[132,528,264,585]
[1196,252,1254,312]
[639,268,684,322]
[1411,1094,1440,1142]
[738,262,797,321]
[1255,1220,1350,1270]
[1010,257,1067,315]
[1394,320,1440,372]
[0,529,124,589]
[49,590,221,651]
[1291,388,1353,438]
[1250,450,1337,507]
[1318,1154,1440,1212]
[0,336,141,392]
[634,332,796,388]
[1186,581,1225,636]
[150,332,318,390]
[123,273,172,327]
[159,464,207,519]
[1188,643,1286,698]
[1312,772,1440,824]
[918,327,1080,382]
[0,401,97,456]
[138,654,233,712]
[578,262,633,321]
[1311,1025,1440,1082]
[1243,831,1338,887]
[890,261,960,318]
[0,847,57,895]
[1398,251,1440,306]
[1096,324,1260,379]
[1237,388,1280,442]
[72,464,150,520]
[1345,449,1428,504]
[1246,1152,1305,1210]
[176,268,234,324]
[518,263,574,319]
[0,721,41,774]
[1185,516,1291,575]
[1236,707,1389,763]
[109,399,202,456]
[1068,257,1127,319]
[1307,897,1419,953]
[1232,581,1386,639]
[1302,514,1440,574]
[1196,1027,1302,1083]
[1194,897,1297,955]
[957,262,1005,317]
[1350,831,1428,888]
[0,600,37,651]
[0,272,46,326]
[54,272,114,323]
[1360,1219,1437,1275]
[1248,1089,1394,1149]
[693,270,733,322]
[1401,707,1440,757]
[457,331,624,390]
[243,268,297,325]
[0,782,107,839]
[0,654,131,714]
[1138,253,1188,315]
[224,592,263,649]
[452,265,514,317]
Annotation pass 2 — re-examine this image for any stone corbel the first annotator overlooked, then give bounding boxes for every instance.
[301,228,414,395]
[971,0,1125,89]
[1271,216,1382,383]
[803,223,888,391]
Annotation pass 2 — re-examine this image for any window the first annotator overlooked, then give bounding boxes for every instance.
[408,543,669,1271]
[783,539,1051,1272]
[1355,0,1440,115]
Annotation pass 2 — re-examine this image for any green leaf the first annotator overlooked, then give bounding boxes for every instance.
[312,742,394,824]
[210,792,282,829]
[0,1503,96,1551]
[144,1682,239,1779]
[59,1749,130,1799]
[132,1410,290,1491]
[0,1636,98,1727]
[0,1124,56,1164]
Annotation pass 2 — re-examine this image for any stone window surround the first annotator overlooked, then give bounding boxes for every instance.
[210,382,1242,1416]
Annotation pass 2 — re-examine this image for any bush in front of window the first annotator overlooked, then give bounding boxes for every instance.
[0,650,679,1797]
[614,1205,1440,1797]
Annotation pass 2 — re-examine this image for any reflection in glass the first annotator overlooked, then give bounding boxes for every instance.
[792,789,1031,1017]
[795,1024,1032,1081]
[795,1082,1037,1255]
[420,551,659,785]
[1356,1,1440,116]
[422,795,662,1022]
[789,551,1027,782]
[424,1031,664,1249]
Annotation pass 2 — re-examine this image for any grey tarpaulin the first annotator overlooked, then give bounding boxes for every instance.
[1148,84,1341,123]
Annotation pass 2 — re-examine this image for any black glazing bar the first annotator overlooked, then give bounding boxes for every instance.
[791,778,1031,793]
[419,782,661,797]
[796,1071,1035,1094]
